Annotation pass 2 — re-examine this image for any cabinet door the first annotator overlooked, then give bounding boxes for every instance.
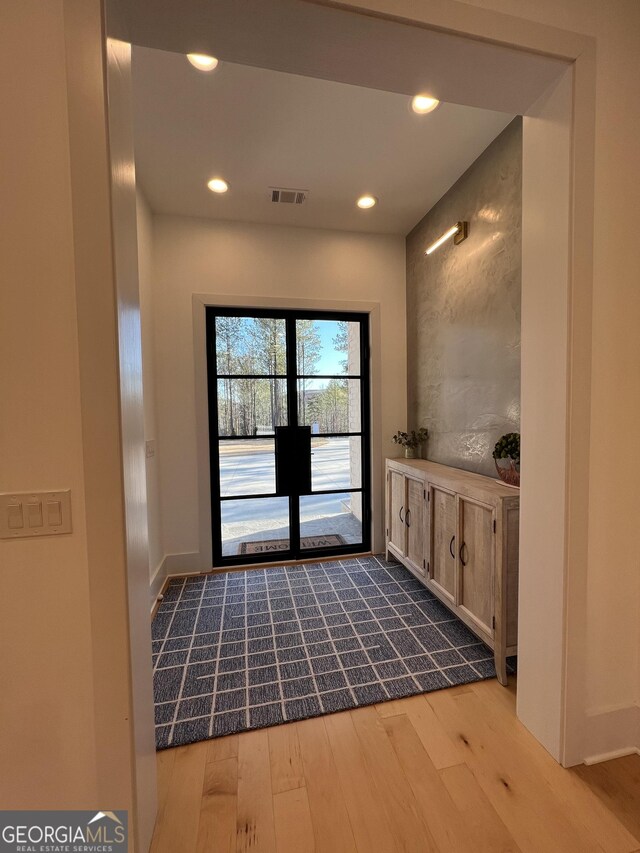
[430,486,456,603]
[458,496,494,635]
[388,469,406,555]
[405,476,427,576]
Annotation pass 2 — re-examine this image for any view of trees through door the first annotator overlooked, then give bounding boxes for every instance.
[207,308,371,565]
[215,316,353,436]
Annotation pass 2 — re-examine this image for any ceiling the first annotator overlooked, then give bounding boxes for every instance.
[132,46,515,235]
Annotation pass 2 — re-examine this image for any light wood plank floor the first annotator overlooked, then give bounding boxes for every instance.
[150,678,640,853]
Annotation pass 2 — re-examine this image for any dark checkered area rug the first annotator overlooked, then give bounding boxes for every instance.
[152,555,503,750]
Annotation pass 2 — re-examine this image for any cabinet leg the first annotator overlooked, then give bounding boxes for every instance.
[495,650,508,687]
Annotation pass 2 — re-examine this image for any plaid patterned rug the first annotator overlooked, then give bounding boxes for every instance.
[151,555,502,750]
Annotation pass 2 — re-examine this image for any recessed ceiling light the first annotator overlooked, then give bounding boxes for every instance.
[187,53,219,72]
[357,195,377,209]
[411,94,440,114]
[207,177,229,193]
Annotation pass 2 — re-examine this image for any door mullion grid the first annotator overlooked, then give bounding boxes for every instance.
[285,316,301,556]
[207,308,371,566]
[207,311,224,565]
[359,316,372,548]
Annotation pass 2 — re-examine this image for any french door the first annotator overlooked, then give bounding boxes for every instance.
[206,307,371,566]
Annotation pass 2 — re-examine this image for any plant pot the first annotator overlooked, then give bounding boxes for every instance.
[404,447,418,459]
[495,457,520,487]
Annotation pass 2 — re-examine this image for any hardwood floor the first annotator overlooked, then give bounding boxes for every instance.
[150,678,640,853]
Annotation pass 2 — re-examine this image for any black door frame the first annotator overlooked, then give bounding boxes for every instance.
[206,306,372,566]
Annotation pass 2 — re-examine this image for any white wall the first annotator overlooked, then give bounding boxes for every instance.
[1,3,155,844]
[0,0,98,805]
[148,215,406,572]
[137,189,164,592]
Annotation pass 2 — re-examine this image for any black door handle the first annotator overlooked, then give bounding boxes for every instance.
[449,535,455,559]
[406,508,411,528]
[399,506,404,524]
[275,425,311,495]
[460,542,468,566]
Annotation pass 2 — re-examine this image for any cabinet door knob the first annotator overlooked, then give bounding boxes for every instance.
[460,542,469,566]
[449,535,455,559]
[406,508,411,528]
[399,506,404,524]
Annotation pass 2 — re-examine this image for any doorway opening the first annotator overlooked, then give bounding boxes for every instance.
[206,308,371,564]
[100,1,596,841]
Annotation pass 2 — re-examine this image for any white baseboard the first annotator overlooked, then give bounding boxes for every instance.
[580,703,640,766]
[583,746,640,765]
[149,551,206,610]
[149,558,167,609]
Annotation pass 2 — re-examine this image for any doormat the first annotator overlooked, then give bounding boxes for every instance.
[238,534,346,554]
[151,555,514,750]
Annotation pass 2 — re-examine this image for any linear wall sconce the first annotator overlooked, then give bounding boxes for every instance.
[425,221,469,255]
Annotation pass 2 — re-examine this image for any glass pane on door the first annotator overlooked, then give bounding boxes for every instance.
[295,318,361,375]
[216,316,287,375]
[219,439,276,497]
[297,378,361,433]
[299,492,363,549]
[217,378,287,436]
[311,436,362,491]
[220,496,290,557]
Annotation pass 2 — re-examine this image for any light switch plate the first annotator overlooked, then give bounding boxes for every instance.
[0,490,72,539]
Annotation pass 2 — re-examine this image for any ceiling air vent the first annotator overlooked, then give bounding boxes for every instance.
[270,187,307,205]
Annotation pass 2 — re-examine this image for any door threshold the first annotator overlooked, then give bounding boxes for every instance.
[210,550,374,574]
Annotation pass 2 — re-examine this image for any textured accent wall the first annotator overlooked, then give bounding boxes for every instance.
[406,117,522,476]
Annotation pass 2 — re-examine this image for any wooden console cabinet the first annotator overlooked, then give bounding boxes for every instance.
[385,457,519,685]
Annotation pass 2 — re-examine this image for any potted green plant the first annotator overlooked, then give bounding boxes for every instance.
[392,428,428,459]
[493,432,520,486]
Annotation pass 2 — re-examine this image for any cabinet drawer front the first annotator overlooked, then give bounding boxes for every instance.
[458,497,494,633]
[430,486,456,601]
[388,470,406,555]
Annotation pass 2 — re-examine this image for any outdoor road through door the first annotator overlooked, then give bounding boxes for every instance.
[206,308,371,566]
